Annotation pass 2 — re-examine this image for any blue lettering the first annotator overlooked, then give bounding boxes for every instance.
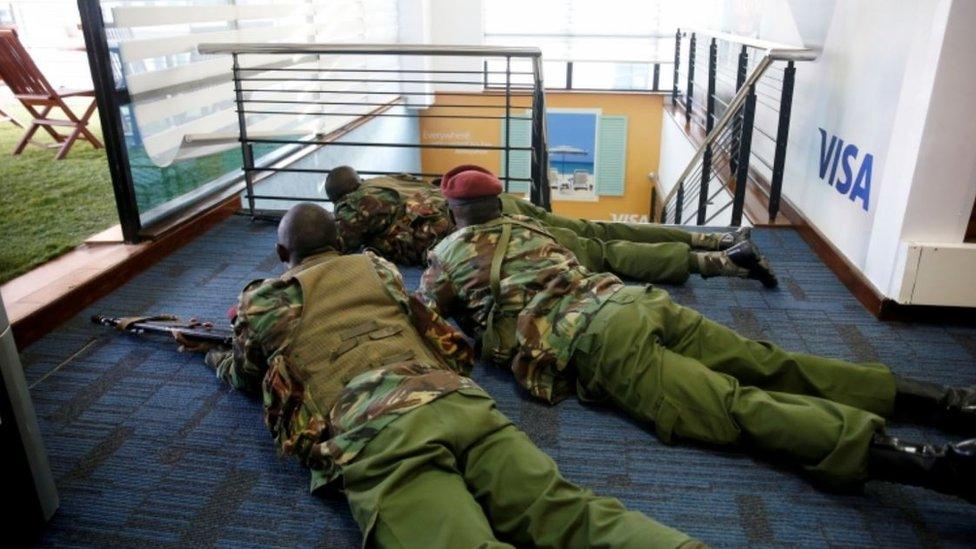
[835,144,858,194]
[827,138,844,187]
[818,128,838,180]
[849,153,872,211]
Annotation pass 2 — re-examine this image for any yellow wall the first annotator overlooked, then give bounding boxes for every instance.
[419,92,663,221]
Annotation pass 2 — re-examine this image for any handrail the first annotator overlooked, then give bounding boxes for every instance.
[660,47,813,210]
[687,28,818,57]
[198,43,542,57]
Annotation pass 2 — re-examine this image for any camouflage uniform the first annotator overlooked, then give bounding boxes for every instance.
[334,175,701,283]
[419,215,899,487]
[334,175,453,265]
[208,250,696,548]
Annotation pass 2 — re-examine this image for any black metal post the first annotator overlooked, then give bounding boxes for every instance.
[705,39,717,133]
[78,0,141,242]
[769,61,795,222]
[728,45,748,176]
[731,86,757,227]
[697,39,717,225]
[675,182,685,224]
[685,33,696,123]
[504,55,511,192]
[672,29,681,105]
[530,58,550,211]
[232,54,257,217]
[566,61,573,90]
[652,63,660,92]
[483,60,488,88]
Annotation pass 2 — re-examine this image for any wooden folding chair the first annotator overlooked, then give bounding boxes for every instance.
[0,29,102,159]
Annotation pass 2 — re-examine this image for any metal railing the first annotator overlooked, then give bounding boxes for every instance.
[662,29,815,225]
[197,43,552,215]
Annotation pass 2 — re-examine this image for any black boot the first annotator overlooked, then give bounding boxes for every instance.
[893,375,976,435]
[717,227,752,250]
[726,241,778,288]
[868,433,976,502]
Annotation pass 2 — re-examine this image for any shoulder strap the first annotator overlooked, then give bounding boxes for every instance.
[489,222,512,303]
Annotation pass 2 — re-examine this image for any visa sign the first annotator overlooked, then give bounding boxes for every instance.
[818,128,872,212]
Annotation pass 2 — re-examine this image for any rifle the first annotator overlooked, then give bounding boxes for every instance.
[92,314,233,347]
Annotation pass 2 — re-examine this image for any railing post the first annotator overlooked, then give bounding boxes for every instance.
[769,60,795,222]
[232,53,257,217]
[675,182,684,225]
[697,38,717,225]
[731,85,757,226]
[504,55,511,193]
[530,56,551,211]
[685,33,696,123]
[483,60,488,88]
[566,61,573,90]
[78,0,142,242]
[672,29,681,105]
[728,45,748,177]
[652,63,660,92]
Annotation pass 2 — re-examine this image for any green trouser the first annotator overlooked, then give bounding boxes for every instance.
[548,225,693,284]
[570,286,896,486]
[342,389,695,549]
[500,196,694,284]
[501,194,695,244]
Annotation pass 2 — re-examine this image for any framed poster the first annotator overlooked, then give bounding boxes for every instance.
[547,109,601,201]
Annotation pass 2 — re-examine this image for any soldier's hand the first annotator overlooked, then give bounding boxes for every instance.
[172,331,222,353]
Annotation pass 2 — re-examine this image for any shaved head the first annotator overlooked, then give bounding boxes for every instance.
[276,203,338,267]
[325,165,361,201]
[448,196,503,229]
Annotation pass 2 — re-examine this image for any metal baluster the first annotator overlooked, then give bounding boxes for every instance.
[232,53,256,218]
[566,61,573,90]
[652,63,660,92]
[698,38,717,225]
[672,29,681,105]
[731,85,757,226]
[504,55,511,193]
[728,45,748,177]
[769,60,795,222]
[685,33,696,124]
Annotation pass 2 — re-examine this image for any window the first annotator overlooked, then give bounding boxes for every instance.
[483,0,682,90]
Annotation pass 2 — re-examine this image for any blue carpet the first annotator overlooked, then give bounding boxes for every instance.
[21,217,976,547]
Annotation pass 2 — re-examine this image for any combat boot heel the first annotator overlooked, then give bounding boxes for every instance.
[867,433,976,503]
[893,375,976,435]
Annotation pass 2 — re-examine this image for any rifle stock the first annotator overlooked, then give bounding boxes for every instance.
[92,315,233,347]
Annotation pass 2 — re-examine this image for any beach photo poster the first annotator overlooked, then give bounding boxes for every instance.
[547,109,601,201]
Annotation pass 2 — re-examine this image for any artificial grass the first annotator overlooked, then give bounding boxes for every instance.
[0,102,115,284]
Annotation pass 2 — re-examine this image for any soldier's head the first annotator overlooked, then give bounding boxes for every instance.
[324,165,361,202]
[276,203,338,268]
[441,165,503,228]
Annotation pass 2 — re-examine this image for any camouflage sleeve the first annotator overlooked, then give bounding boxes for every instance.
[416,250,459,318]
[334,201,366,253]
[368,252,474,375]
[334,191,398,253]
[205,279,303,394]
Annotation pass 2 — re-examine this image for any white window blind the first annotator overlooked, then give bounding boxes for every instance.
[484,0,691,90]
[484,0,675,63]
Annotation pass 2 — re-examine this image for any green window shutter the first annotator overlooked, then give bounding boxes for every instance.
[595,115,628,196]
[500,117,532,193]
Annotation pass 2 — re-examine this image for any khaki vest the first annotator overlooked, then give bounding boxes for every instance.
[284,253,447,412]
[363,175,433,199]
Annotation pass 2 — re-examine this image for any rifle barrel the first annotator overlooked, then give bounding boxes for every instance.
[91,315,233,346]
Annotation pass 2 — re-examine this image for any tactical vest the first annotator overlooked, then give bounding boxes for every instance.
[477,216,556,365]
[284,253,447,412]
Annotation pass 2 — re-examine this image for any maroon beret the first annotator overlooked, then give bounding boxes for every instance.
[442,168,503,201]
[442,164,493,183]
